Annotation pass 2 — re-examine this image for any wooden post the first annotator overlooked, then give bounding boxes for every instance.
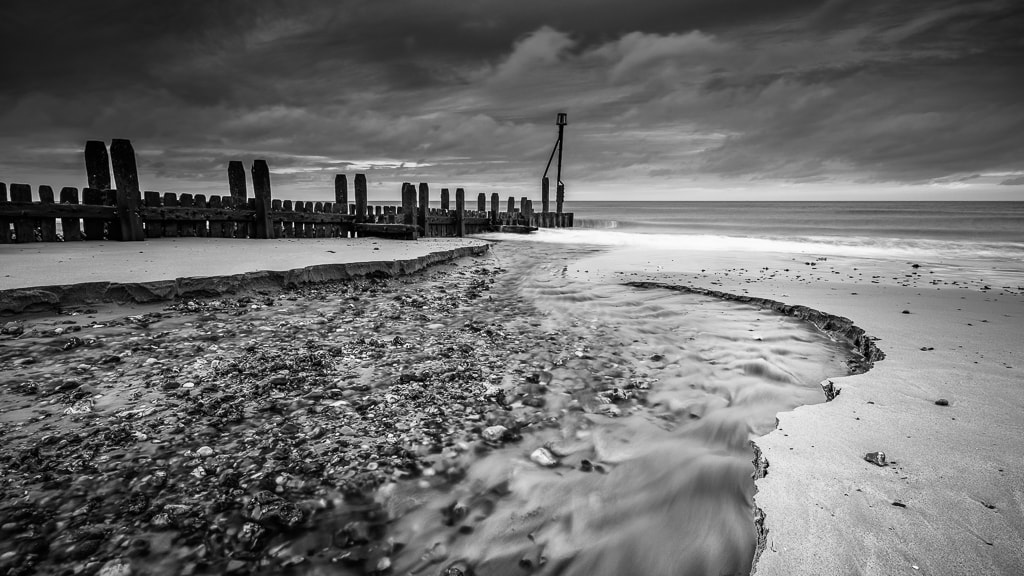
[209,196,224,238]
[194,194,209,237]
[84,141,111,191]
[303,200,315,236]
[455,187,466,238]
[507,196,515,215]
[10,184,34,242]
[36,186,58,241]
[279,200,292,237]
[441,188,450,211]
[82,188,105,240]
[59,187,82,241]
[418,183,430,237]
[228,161,247,237]
[251,160,273,239]
[542,177,550,214]
[178,194,195,236]
[402,183,418,238]
[354,174,368,224]
[556,183,565,214]
[477,193,486,212]
[0,183,9,243]
[490,192,499,223]
[160,193,177,237]
[109,139,145,241]
[314,201,325,237]
[335,174,348,214]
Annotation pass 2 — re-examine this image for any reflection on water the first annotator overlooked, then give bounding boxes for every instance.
[384,242,852,576]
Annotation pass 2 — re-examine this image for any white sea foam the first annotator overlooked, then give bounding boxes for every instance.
[481,228,1024,264]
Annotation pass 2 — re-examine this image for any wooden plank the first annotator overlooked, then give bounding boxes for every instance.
[208,196,224,237]
[0,183,10,243]
[59,187,82,241]
[139,206,257,222]
[82,188,107,240]
[179,194,196,236]
[9,184,35,242]
[251,160,273,239]
[143,191,163,238]
[84,141,111,191]
[109,139,146,241]
[354,223,418,240]
[37,186,58,241]
[193,194,209,237]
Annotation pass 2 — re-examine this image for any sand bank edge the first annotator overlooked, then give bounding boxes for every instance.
[0,244,491,315]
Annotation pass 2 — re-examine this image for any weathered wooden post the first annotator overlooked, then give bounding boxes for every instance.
[542,177,550,215]
[418,183,430,237]
[36,186,58,241]
[60,187,82,241]
[356,171,368,223]
[523,198,533,225]
[10,184,34,242]
[490,192,499,224]
[455,188,466,237]
[251,160,273,239]
[440,188,450,211]
[335,174,348,214]
[507,196,515,217]
[556,183,564,215]
[0,183,10,243]
[477,193,486,213]
[108,139,146,241]
[85,141,111,191]
[81,188,105,240]
[401,183,418,239]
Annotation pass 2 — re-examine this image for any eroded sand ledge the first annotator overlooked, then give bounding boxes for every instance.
[0,243,489,314]
[627,280,887,571]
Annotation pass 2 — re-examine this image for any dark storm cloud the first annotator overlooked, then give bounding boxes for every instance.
[1,0,1023,198]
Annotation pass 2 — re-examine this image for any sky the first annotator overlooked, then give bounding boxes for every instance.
[1,0,1023,202]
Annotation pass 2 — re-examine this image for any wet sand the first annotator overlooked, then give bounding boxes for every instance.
[566,244,1024,575]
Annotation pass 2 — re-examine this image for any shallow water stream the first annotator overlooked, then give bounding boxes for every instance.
[381,242,852,576]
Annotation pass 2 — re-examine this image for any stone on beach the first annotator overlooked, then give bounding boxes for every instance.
[864,451,887,467]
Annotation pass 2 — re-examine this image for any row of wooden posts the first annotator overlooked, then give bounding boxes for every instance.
[0,139,574,243]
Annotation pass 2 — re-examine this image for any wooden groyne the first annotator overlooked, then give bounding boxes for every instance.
[0,140,574,243]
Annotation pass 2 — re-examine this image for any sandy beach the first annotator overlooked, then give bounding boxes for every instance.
[1,235,1021,576]
[565,243,1024,575]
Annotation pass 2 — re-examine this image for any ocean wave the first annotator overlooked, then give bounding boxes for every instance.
[486,228,1024,263]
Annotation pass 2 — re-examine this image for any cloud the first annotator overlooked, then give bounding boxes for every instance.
[489,26,577,84]
[590,30,728,82]
[1000,176,1024,186]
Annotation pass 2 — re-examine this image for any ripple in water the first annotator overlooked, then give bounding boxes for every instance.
[383,242,854,576]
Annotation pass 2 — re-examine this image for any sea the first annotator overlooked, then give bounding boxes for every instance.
[554,200,1024,263]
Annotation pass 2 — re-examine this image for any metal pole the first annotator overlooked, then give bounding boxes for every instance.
[555,124,565,186]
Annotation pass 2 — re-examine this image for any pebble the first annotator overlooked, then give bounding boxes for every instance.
[530,447,559,467]
[934,398,949,406]
[864,451,887,467]
[196,445,215,457]
[482,425,509,442]
[98,558,133,576]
